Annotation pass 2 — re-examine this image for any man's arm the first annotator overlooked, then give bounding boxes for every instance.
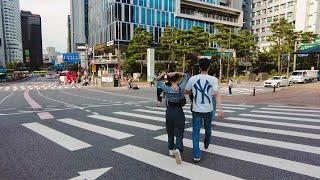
[213,91,223,119]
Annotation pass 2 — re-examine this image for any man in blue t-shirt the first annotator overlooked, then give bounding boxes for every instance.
[185,58,224,162]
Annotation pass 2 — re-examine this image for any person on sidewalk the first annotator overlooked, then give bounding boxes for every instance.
[156,71,189,165]
[185,58,224,162]
[228,79,233,95]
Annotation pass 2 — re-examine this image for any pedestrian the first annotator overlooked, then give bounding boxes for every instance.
[155,71,189,165]
[185,58,224,162]
[156,77,163,107]
[228,79,233,95]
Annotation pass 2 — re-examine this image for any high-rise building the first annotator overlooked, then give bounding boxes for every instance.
[0,4,5,67]
[21,11,43,70]
[243,0,320,49]
[67,15,72,53]
[0,0,23,65]
[46,46,56,64]
[70,0,89,52]
[88,0,243,52]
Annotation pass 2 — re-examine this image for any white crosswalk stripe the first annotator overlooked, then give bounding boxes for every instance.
[260,107,320,113]
[225,117,320,130]
[58,118,133,140]
[268,105,320,110]
[22,122,92,151]
[251,110,320,118]
[185,128,320,155]
[154,135,320,179]
[113,111,165,122]
[240,113,320,123]
[0,83,88,91]
[112,144,243,180]
[88,115,164,131]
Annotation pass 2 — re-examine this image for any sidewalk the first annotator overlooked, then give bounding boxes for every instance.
[223,82,320,107]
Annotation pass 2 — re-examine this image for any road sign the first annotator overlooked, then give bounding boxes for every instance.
[63,53,80,64]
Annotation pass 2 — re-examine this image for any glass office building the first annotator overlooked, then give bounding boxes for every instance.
[89,0,243,50]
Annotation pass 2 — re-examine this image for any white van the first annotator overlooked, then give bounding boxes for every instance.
[290,70,318,83]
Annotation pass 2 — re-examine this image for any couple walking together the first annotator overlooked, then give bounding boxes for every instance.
[155,58,224,164]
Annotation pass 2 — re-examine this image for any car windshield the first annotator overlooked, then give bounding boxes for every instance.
[272,77,281,80]
[292,72,303,76]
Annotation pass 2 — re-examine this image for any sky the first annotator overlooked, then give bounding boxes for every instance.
[20,0,70,53]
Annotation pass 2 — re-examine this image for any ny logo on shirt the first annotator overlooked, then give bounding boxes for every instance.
[193,79,212,104]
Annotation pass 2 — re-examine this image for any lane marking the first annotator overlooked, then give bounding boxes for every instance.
[240,114,320,123]
[251,110,320,118]
[225,117,320,130]
[37,112,54,120]
[113,112,165,122]
[0,91,14,105]
[112,144,242,180]
[155,135,320,179]
[58,118,133,139]
[133,109,192,119]
[22,122,91,151]
[185,128,320,155]
[89,115,164,131]
[83,88,154,100]
[260,107,320,113]
[268,105,320,110]
[213,122,320,140]
[24,89,42,109]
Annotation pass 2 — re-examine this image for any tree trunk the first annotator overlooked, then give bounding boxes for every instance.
[227,57,230,81]
[278,54,281,74]
[182,53,186,73]
[233,50,237,78]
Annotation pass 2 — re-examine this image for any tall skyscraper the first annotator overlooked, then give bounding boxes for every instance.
[0,3,5,67]
[21,11,43,70]
[67,15,72,53]
[244,0,320,49]
[70,0,89,52]
[88,0,243,50]
[0,0,23,65]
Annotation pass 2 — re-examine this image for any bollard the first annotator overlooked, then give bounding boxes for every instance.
[273,85,276,93]
[253,86,256,96]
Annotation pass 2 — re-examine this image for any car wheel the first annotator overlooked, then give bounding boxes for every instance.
[277,83,280,88]
[289,81,292,86]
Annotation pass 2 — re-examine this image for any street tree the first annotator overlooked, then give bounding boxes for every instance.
[127,27,153,75]
[158,27,177,70]
[267,18,295,73]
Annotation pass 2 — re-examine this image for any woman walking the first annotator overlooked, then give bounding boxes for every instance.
[228,79,233,95]
[155,72,189,164]
[156,78,163,107]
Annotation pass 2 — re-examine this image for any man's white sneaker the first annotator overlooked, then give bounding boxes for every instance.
[193,157,201,162]
[169,150,174,156]
[174,149,182,165]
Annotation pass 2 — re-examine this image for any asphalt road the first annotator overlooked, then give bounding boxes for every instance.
[0,77,319,180]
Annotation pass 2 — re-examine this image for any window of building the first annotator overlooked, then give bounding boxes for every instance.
[287,12,293,18]
[252,12,255,17]
[262,27,265,32]
[262,9,266,14]
[288,1,294,7]
[280,3,286,9]
[256,28,260,33]
[280,14,285,19]
[257,10,261,16]
[274,5,279,11]
[257,1,261,7]
[256,19,261,25]
[251,21,255,25]
[252,3,255,8]
[268,0,273,3]
[267,17,272,22]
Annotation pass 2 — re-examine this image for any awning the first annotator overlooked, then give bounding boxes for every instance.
[294,44,320,54]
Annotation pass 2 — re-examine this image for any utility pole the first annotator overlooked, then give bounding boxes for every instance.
[286,53,290,87]
[227,27,231,81]
[293,40,298,71]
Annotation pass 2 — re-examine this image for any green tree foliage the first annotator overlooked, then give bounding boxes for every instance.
[6,61,25,71]
[267,18,317,73]
[126,27,153,75]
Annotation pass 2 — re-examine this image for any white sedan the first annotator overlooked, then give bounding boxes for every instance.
[263,76,292,88]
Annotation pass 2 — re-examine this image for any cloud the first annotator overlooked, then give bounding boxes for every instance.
[20,0,70,53]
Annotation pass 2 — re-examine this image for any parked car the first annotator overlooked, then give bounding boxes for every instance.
[290,70,318,83]
[46,74,53,79]
[263,76,292,88]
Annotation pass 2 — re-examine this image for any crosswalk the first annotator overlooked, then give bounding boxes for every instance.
[0,83,87,91]
[219,86,269,96]
[21,103,320,179]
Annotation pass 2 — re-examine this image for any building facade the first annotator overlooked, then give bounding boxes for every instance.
[88,0,243,50]
[0,0,23,65]
[0,3,5,67]
[67,15,72,52]
[244,0,320,49]
[46,46,56,64]
[70,0,89,52]
[21,11,43,70]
